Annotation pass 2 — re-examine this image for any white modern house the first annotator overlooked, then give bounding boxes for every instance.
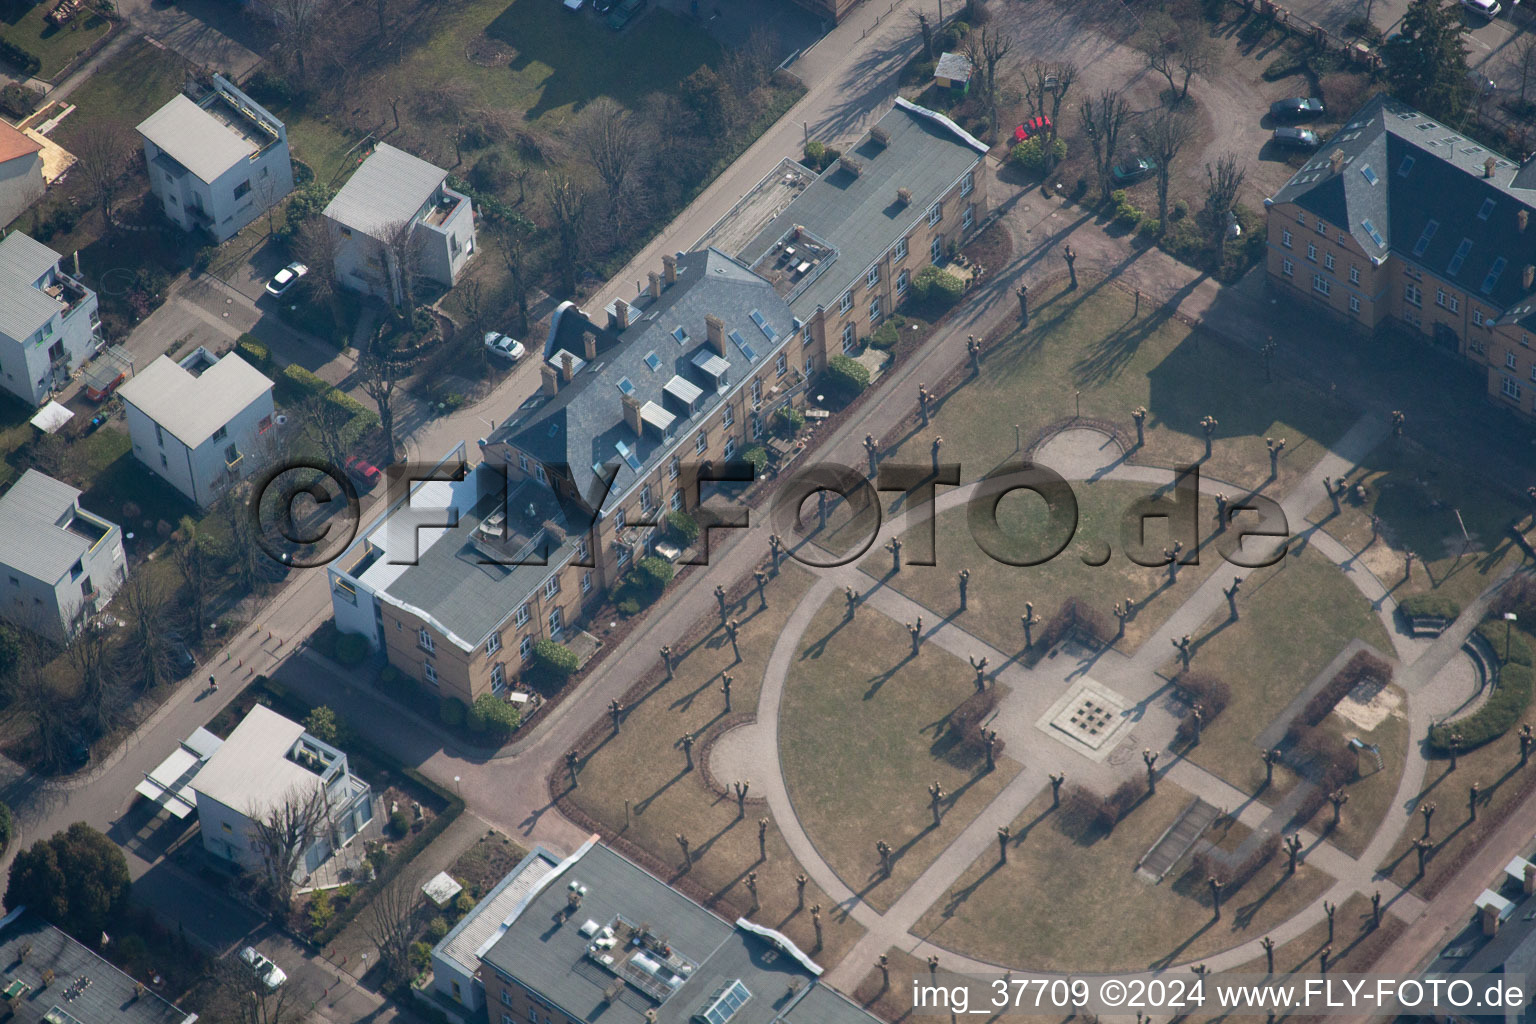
[183,705,374,879]
[0,469,126,641]
[0,120,44,230]
[0,231,101,405]
[323,142,475,306]
[136,74,295,242]
[117,347,275,507]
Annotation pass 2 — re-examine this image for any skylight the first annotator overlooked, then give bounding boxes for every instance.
[1412,220,1438,258]
[1360,165,1378,186]
[1398,156,1415,177]
[617,377,635,396]
[672,326,689,345]
[1482,257,1508,295]
[1447,238,1473,276]
[729,328,758,362]
[1361,219,1385,248]
[749,309,778,343]
[614,439,642,472]
[644,352,662,372]
[700,981,752,1024]
[1478,198,1497,220]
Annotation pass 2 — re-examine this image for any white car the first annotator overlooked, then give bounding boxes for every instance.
[265,262,308,297]
[239,947,287,990]
[1461,0,1501,17]
[485,332,526,362]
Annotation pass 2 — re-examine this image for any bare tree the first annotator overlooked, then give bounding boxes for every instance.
[376,218,424,312]
[492,216,534,333]
[64,613,122,741]
[72,122,132,228]
[1509,32,1536,107]
[1140,15,1213,103]
[1138,106,1195,231]
[544,171,588,298]
[256,0,329,85]
[965,26,1016,140]
[299,390,352,469]
[1080,89,1131,202]
[1026,60,1077,144]
[214,486,263,596]
[1175,35,1216,101]
[202,953,300,1024]
[2,617,67,768]
[357,334,401,463]
[291,216,341,307]
[1204,153,1247,268]
[248,787,329,913]
[720,26,780,96]
[578,98,647,228]
[117,572,177,692]
[364,874,419,985]
[171,516,208,641]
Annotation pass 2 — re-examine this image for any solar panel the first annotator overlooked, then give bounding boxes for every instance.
[1448,238,1473,276]
[617,377,635,396]
[1482,257,1508,295]
[1412,220,1438,258]
[644,352,661,372]
[729,328,758,362]
[749,309,779,343]
[614,440,643,472]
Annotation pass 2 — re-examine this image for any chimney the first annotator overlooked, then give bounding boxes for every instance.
[870,125,889,147]
[896,187,912,206]
[1328,149,1345,175]
[649,271,662,299]
[842,156,863,177]
[1485,156,1498,178]
[610,297,631,331]
[541,362,561,397]
[1525,862,1536,896]
[1521,209,1530,233]
[1480,901,1501,936]
[561,351,576,382]
[582,325,598,361]
[663,253,678,284]
[1524,265,1534,290]
[705,314,726,357]
[621,393,644,435]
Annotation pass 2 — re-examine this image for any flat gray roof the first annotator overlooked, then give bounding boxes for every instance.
[323,142,445,240]
[0,469,103,586]
[136,93,257,183]
[117,351,273,449]
[0,232,64,342]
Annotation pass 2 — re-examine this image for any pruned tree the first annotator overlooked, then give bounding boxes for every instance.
[1080,89,1131,202]
[914,10,934,62]
[72,122,132,228]
[116,572,177,692]
[1138,105,1195,232]
[1025,60,1077,144]
[248,787,328,914]
[357,332,401,463]
[364,874,418,985]
[544,170,589,298]
[965,26,1016,140]
[1204,152,1246,268]
[578,98,647,229]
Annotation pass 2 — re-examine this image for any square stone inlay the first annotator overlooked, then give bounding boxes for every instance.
[1045,679,1131,751]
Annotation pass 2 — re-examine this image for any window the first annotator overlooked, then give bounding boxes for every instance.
[775,353,787,377]
[962,205,974,229]
[1503,376,1522,400]
[894,236,907,261]
[723,436,736,459]
[614,508,626,530]
[534,464,547,484]
[696,432,708,454]
[1349,295,1360,314]
[1525,335,1532,348]
[1306,243,1317,262]
[1349,266,1360,285]
[870,296,881,323]
[1474,310,1485,327]
[233,179,251,200]
[931,235,943,262]
[515,604,530,626]
[1471,337,1486,355]
[212,425,228,442]
[1297,212,1307,226]
[1315,219,1327,235]
[520,635,533,659]
[723,403,735,427]
[617,542,631,567]
[1312,274,1330,296]
[841,321,856,353]
[752,414,764,439]
[751,379,763,406]
[896,268,909,296]
[928,202,942,225]
[641,484,654,511]
[867,265,879,288]
[582,571,593,593]
[491,662,506,693]
[1282,230,1292,248]
[1405,284,1422,306]
[487,632,501,656]
[1281,259,1294,277]
[1324,252,1335,271]
[839,291,852,314]
[518,453,529,472]
[1448,295,1459,313]
[544,575,560,598]
[961,171,974,197]
[160,454,168,469]
[805,354,815,376]
[548,607,562,634]
[670,491,683,511]
[668,457,680,480]
[154,423,164,447]
[418,628,435,653]
[1436,288,1447,308]
[423,661,438,685]
[1508,351,1519,370]
[1478,197,1497,220]
[577,536,589,560]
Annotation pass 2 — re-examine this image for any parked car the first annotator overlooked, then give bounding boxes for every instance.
[344,454,382,490]
[1461,0,1501,17]
[608,0,645,29]
[1467,69,1497,96]
[563,0,584,9]
[240,948,287,991]
[1271,126,1320,150]
[265,262,308,297]
[1013,115,1052,143]
[1269,97,1325,120]
[484,331,526,362]
[1111,156,1157,184]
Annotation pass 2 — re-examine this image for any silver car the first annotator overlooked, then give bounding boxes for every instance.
[484,332,527,362]
[240,946,287,990]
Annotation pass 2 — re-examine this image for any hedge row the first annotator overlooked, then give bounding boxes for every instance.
[945,688,1005,766]
[236,334,271,371]
[1175,671,1232,746]
[0,41,40,76]
[279,363,379,447]
[1035,597,1113,654]
[1061,776,1148,837]
[1193,831,1279,891]
[1429,662,1534,752]
[1286,649,1392,744]
[1398,593,1462,621]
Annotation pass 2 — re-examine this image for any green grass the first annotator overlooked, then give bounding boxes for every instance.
[861,479,1224,656]
[889,277,1356,493]
[780,593,1021,913]
[52,36,185,148]
[0,0,110,80]
[913,786,1333,971]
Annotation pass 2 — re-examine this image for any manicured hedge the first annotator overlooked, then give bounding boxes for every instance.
[1286,649,1392,742]
[910,265,963,307]
[0,41,40,76]
[1399,593,1461,621]
[1427,619,1535,752]
[824,354,870,401]
[279,363,379,447]
[236,334,271,371]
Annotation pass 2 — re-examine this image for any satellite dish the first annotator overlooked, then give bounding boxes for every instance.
[275,414,289,426]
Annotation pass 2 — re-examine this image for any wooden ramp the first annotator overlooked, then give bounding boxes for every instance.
[1137,797,1220,882]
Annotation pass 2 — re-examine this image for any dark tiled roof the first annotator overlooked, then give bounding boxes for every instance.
[489,248,797,513]
[1270,93,1536,318]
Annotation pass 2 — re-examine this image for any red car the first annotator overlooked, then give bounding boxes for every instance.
[1013,115,1052,143]
[344,455,382,490]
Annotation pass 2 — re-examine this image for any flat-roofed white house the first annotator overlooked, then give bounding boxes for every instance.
[0,469,126,640]
[0,231,101,405]
[186,705,375,878]
[136,74,295,242]
[117,347,275,507]
[322,142,475,306]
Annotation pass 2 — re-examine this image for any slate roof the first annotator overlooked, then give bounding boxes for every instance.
[136,94,258,184]
[739,98,987,316]
[1270,93,1536,323]
[479,843,832,1024]
[0,232,64,342]
[0,469,102,585]
[489,248,797,514]
[117,351,273,449]
[323,142,445,241]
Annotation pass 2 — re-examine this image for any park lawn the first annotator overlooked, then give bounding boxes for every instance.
[851,947,980,1021]
[1285,691,1411,860]
[1164,547,1394,788]
[0,1,110,80]
[564,564,865,968]
[1304,437,1531,613]
[780,593,1021,913]
[860,479,1225,657]
[912,787,1332,972]
[52,36,185,149]
[1219,892,1400,979]
[887,277,1354,494]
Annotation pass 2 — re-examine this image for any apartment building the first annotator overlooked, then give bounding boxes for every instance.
[737,97,990,367]
[474,837,881,1024]
[323,142,476,306]
[0,231,101,405]
[137,74,295,242]
[0,469,125,640]
[118,347,275,507]
[1265,92,1536,419]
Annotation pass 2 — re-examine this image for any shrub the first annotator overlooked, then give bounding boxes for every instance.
[803,140,840,172]
[1111,189,1142,227]
[0,802,13,854]
[1036,598,1113,652]
[1172,199,1189,220]
[1010,136,1066,174]
[663,510,700,546]
[427,916,450,941]
[943,689,1004,765]
[1194,832,1280,891]
[236,335,271,370]
[303,706,338,744]
[1137,218,1161,239]
[530,639,578,685]
[634,556,674,593]
[388,810,410,837]
[824,354,870,402]
[438,697,466,728]
[910,265,964,307]
[308,889,334,932]
[409,941,433,973]
[774,405,807,435]
[1286,650,1392,744]
[0,84,38,120]
[0,41,40,75]
[1431,664,1533,750]
[471,693,521,738]
[742,446,769,474]
[1179,672,1232,719]
[1478,620,1533,667]
[334,632,369,667]
[869,319,902,350]
[1262,53,1306,80]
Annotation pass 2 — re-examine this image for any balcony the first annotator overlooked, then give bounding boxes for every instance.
[225,451,244,472]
